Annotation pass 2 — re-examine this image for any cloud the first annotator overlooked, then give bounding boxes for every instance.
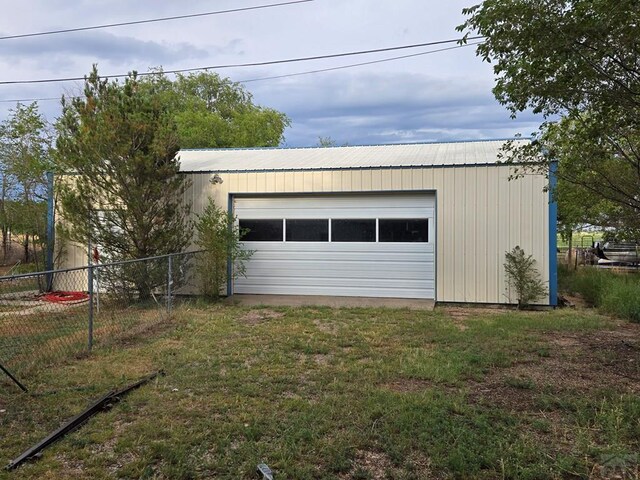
[0,30,215,66]
[248,71,543,147]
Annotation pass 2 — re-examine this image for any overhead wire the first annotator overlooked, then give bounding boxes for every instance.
[0,0,314,41]
[0,41,484,104]
[0,36,484,86]
[239,41,483,83]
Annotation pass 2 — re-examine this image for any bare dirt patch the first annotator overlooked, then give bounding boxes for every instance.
[312,353,330,365]
[462,321,640,457]
[338,450,393,480]
[468,321,640,413]
[339,449,436,480]
[440,306,513,330]
[103,314,177,348]
[237,309,284,326]
[381,378,435,393]
[560,293,590,309]
[295,352,334,366]
[441,306,511,320]
[313,318,338,335]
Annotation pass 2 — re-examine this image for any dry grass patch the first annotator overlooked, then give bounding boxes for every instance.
[237,309,284,325]
[1,304,639,479]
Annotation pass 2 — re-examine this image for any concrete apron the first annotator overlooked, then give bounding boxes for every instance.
[226,294,435,311]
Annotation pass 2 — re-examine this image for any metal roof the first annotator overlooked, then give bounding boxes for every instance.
[178,139,529,172]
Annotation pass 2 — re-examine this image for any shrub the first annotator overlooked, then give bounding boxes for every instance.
[194,198,253,300]
[504,246,548,309]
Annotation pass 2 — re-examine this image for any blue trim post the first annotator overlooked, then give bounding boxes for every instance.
[434,190,438,303]
[45,171,55,291]
[548,160,558,306]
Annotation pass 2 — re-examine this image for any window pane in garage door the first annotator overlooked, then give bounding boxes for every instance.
[239,219,283,241]
[332,219,376,242]
[379,219,429,242]
[286,219,328,242]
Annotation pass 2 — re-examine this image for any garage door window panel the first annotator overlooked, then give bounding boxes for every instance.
[286,219,329,242]
[239,219,283,241]
[379,219,429,242]
[332,219,376,242]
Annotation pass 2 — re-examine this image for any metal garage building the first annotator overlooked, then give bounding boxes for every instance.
[179,139,557,305]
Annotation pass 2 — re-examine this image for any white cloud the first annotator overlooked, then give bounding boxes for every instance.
[0,0,542,146]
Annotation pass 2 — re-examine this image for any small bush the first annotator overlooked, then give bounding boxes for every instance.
[504,246,548,308]
[195,198,253,300]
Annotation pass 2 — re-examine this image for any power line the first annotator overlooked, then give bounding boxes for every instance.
[240,42,483,83]
[0,41,483,104]
[0,97,59,104]
[0,36,484,86]
[0,0,314,41]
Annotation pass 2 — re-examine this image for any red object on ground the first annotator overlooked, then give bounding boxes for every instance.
[41,291,89,303]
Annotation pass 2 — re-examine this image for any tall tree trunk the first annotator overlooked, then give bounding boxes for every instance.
[1,226,7,263]
[24,233,29,263]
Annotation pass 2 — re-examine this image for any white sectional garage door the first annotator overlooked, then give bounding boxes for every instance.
[233,194,435,299]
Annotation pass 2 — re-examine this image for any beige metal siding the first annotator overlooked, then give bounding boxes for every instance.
[178,165,549,304]
[56,164,549,304]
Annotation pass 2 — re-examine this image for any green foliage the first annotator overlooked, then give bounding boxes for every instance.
[0,102,52,264]
[504,246,548,308]
[458,0,638,118]
[459,1,640,238]
[55,66,192,298]
[143,71,290,148]
[194,198,252,299]
[560,266,640,322]
[568,267,608,307]
[600,279,640,323]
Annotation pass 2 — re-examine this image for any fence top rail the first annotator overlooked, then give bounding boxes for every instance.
[0,250,206,281]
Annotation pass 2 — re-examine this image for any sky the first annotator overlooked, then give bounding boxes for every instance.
[0,0,542,147]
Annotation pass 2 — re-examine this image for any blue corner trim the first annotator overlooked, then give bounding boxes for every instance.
[548,161,558,306]
[227,194,233,297]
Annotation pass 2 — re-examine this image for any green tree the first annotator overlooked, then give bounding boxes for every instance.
[144,71,290,148]
[194,198,252,299]
[0,102,51,264]
[56,67,192,298]
[459,0,640,234]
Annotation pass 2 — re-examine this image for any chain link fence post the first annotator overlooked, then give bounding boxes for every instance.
[87,240,94,352]
[167,254,173,314]
[0,250,202,383]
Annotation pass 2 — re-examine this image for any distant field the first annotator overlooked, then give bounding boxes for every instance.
[1,304,638,479]
[557,231,604,249]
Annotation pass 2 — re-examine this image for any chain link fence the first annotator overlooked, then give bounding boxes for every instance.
[0,250,200,391]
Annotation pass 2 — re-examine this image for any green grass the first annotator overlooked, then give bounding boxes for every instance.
[557,231,604,249]
[0,304,638,479]
[559,265,640,322]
